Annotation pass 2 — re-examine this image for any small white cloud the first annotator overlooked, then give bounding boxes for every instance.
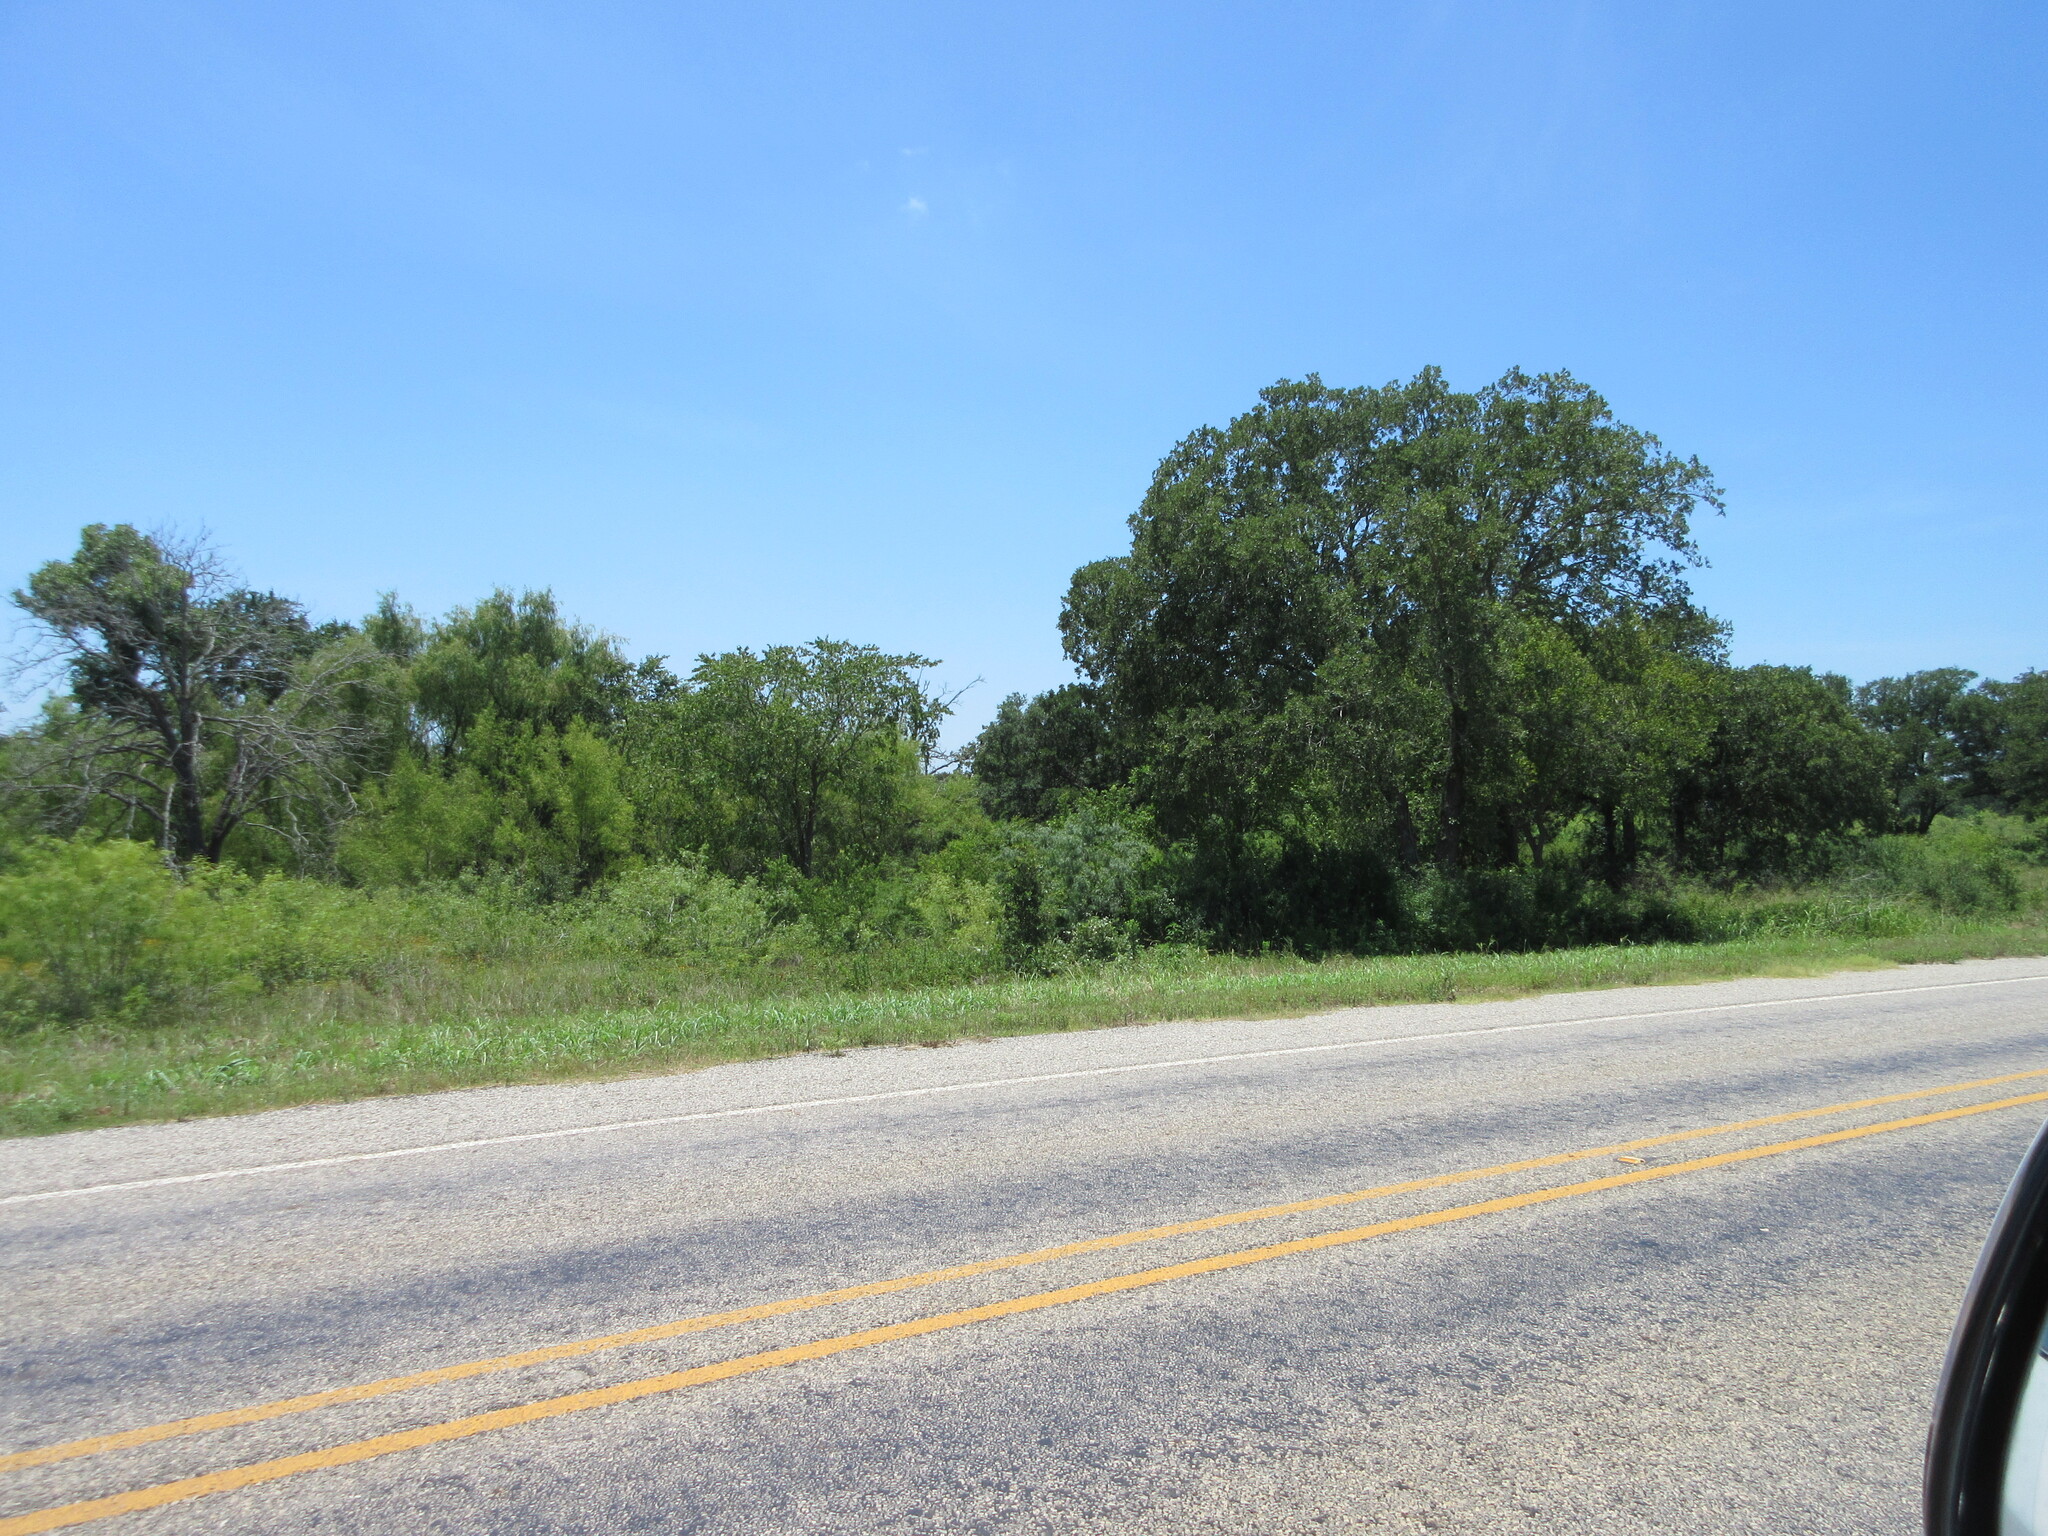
[900,146,928,157]
[902,197,927,216]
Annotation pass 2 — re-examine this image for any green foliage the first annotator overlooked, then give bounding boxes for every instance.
[636,640,953,877]
[1854,668,1984,831]
[1156,829,1401,956]
[905,868,1003,955]
[464,716,636,895]
[0,838,401,1028]
[575,858,779,959]
[1991,672,2048,818]
[1399,865,1698,952]
[1668,813,2043,942]
[0,838,192,1024]
[1855,813,2040,916]
[1027,367,1752,943]
[969,686,1118,822]
[1849,668,2046,829]
[1672,888,1927,942]
[992,802,1179,963]
[5,426,2043,1065]
[7,525,390,865]
[1671,665,1892,876]
[735,851,1002,962]
[406,588,653,748]
[1058,367,1724,884]
[337,754,500,886]
[343,717,634,896]
[0,831,1004,1032]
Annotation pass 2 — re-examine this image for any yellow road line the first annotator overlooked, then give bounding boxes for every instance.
[4,1085,2046,1536]
[7,1065,2046,1478]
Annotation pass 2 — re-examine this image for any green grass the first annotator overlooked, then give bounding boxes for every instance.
[5,918,2045,1138]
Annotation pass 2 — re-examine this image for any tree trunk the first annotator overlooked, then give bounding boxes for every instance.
[1394,794,1420,872]
[1437,707,1468,870]
[169,728,208,866]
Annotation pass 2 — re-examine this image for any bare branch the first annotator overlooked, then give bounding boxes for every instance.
[4,526,389,865]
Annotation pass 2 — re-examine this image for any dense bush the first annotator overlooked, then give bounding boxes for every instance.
[0,809,2040,1032]
[1398,865,1698,953]
[989,804,1181,964]
[0,838,404,1027]
[1671,813,2043,943]
[0,832,1019,1030]
[340,717,636,897]
[1853,814,2038,916]
[574,858,779,959]
[0,839,192,1024]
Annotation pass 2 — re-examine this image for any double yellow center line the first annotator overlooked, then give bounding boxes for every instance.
[6,1068,2047,1534]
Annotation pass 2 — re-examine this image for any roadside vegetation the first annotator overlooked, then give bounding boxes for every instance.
[4,367,2045,1135]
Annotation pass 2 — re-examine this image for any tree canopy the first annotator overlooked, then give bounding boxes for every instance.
[1038,368,1739,938]
[654,640,952,878]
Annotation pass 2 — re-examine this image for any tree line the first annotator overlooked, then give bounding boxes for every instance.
[980,370,2046,945]
[5,368,2044,956]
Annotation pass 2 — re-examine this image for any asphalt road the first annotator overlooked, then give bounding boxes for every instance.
[6,957,2048,1535]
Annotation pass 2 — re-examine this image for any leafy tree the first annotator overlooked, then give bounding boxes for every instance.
[1058,368,1724,887]
[1570,621,1723,883]
[406,588,670,752]
[993,801,1173,957]
[1671,665,1891,875]
[341,714,634,894]
[1854,668,1982,831]
[363,592,428,665]
[660,640,951,877]
[462,715,635,893]
[968,685,1118,822]
[336,754,498,886]
[1989,671,2048,818]
[337,587,671,892]
[7,525,386,865]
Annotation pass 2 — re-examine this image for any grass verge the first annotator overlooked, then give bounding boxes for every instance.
[5,920,2045,1139]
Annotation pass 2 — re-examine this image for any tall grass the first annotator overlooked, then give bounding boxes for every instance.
[1,814,2042,1137]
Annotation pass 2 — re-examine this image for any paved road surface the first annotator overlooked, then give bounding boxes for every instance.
[5,958,2048,1534]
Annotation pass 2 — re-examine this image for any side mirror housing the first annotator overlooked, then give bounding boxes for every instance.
[1928,1118,2048,1535]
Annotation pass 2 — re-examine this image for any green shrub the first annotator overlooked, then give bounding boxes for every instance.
[0,839,207,1025]
[337,755,501,887]
[1675,888,1926,942]
[1666,814,2043,939]
[997,804,1176,960]
[1855,814,2037,916]
[390,876,558,962]
[201,874,413,989]
[905,869,1001,955]
[340,721,636,898]
[1399,865,1699,953]
[576,859,779,959]
[0,837,445,1028]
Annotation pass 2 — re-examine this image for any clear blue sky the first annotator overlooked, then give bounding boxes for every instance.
[3,1,2042,742]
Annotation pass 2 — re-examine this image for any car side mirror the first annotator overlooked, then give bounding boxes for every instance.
[1928,1118,2048,1535]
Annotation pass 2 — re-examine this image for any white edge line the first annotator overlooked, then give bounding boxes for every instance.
[6,971,2046,1208]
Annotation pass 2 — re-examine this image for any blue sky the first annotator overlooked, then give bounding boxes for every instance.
[3,0,2042,742]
